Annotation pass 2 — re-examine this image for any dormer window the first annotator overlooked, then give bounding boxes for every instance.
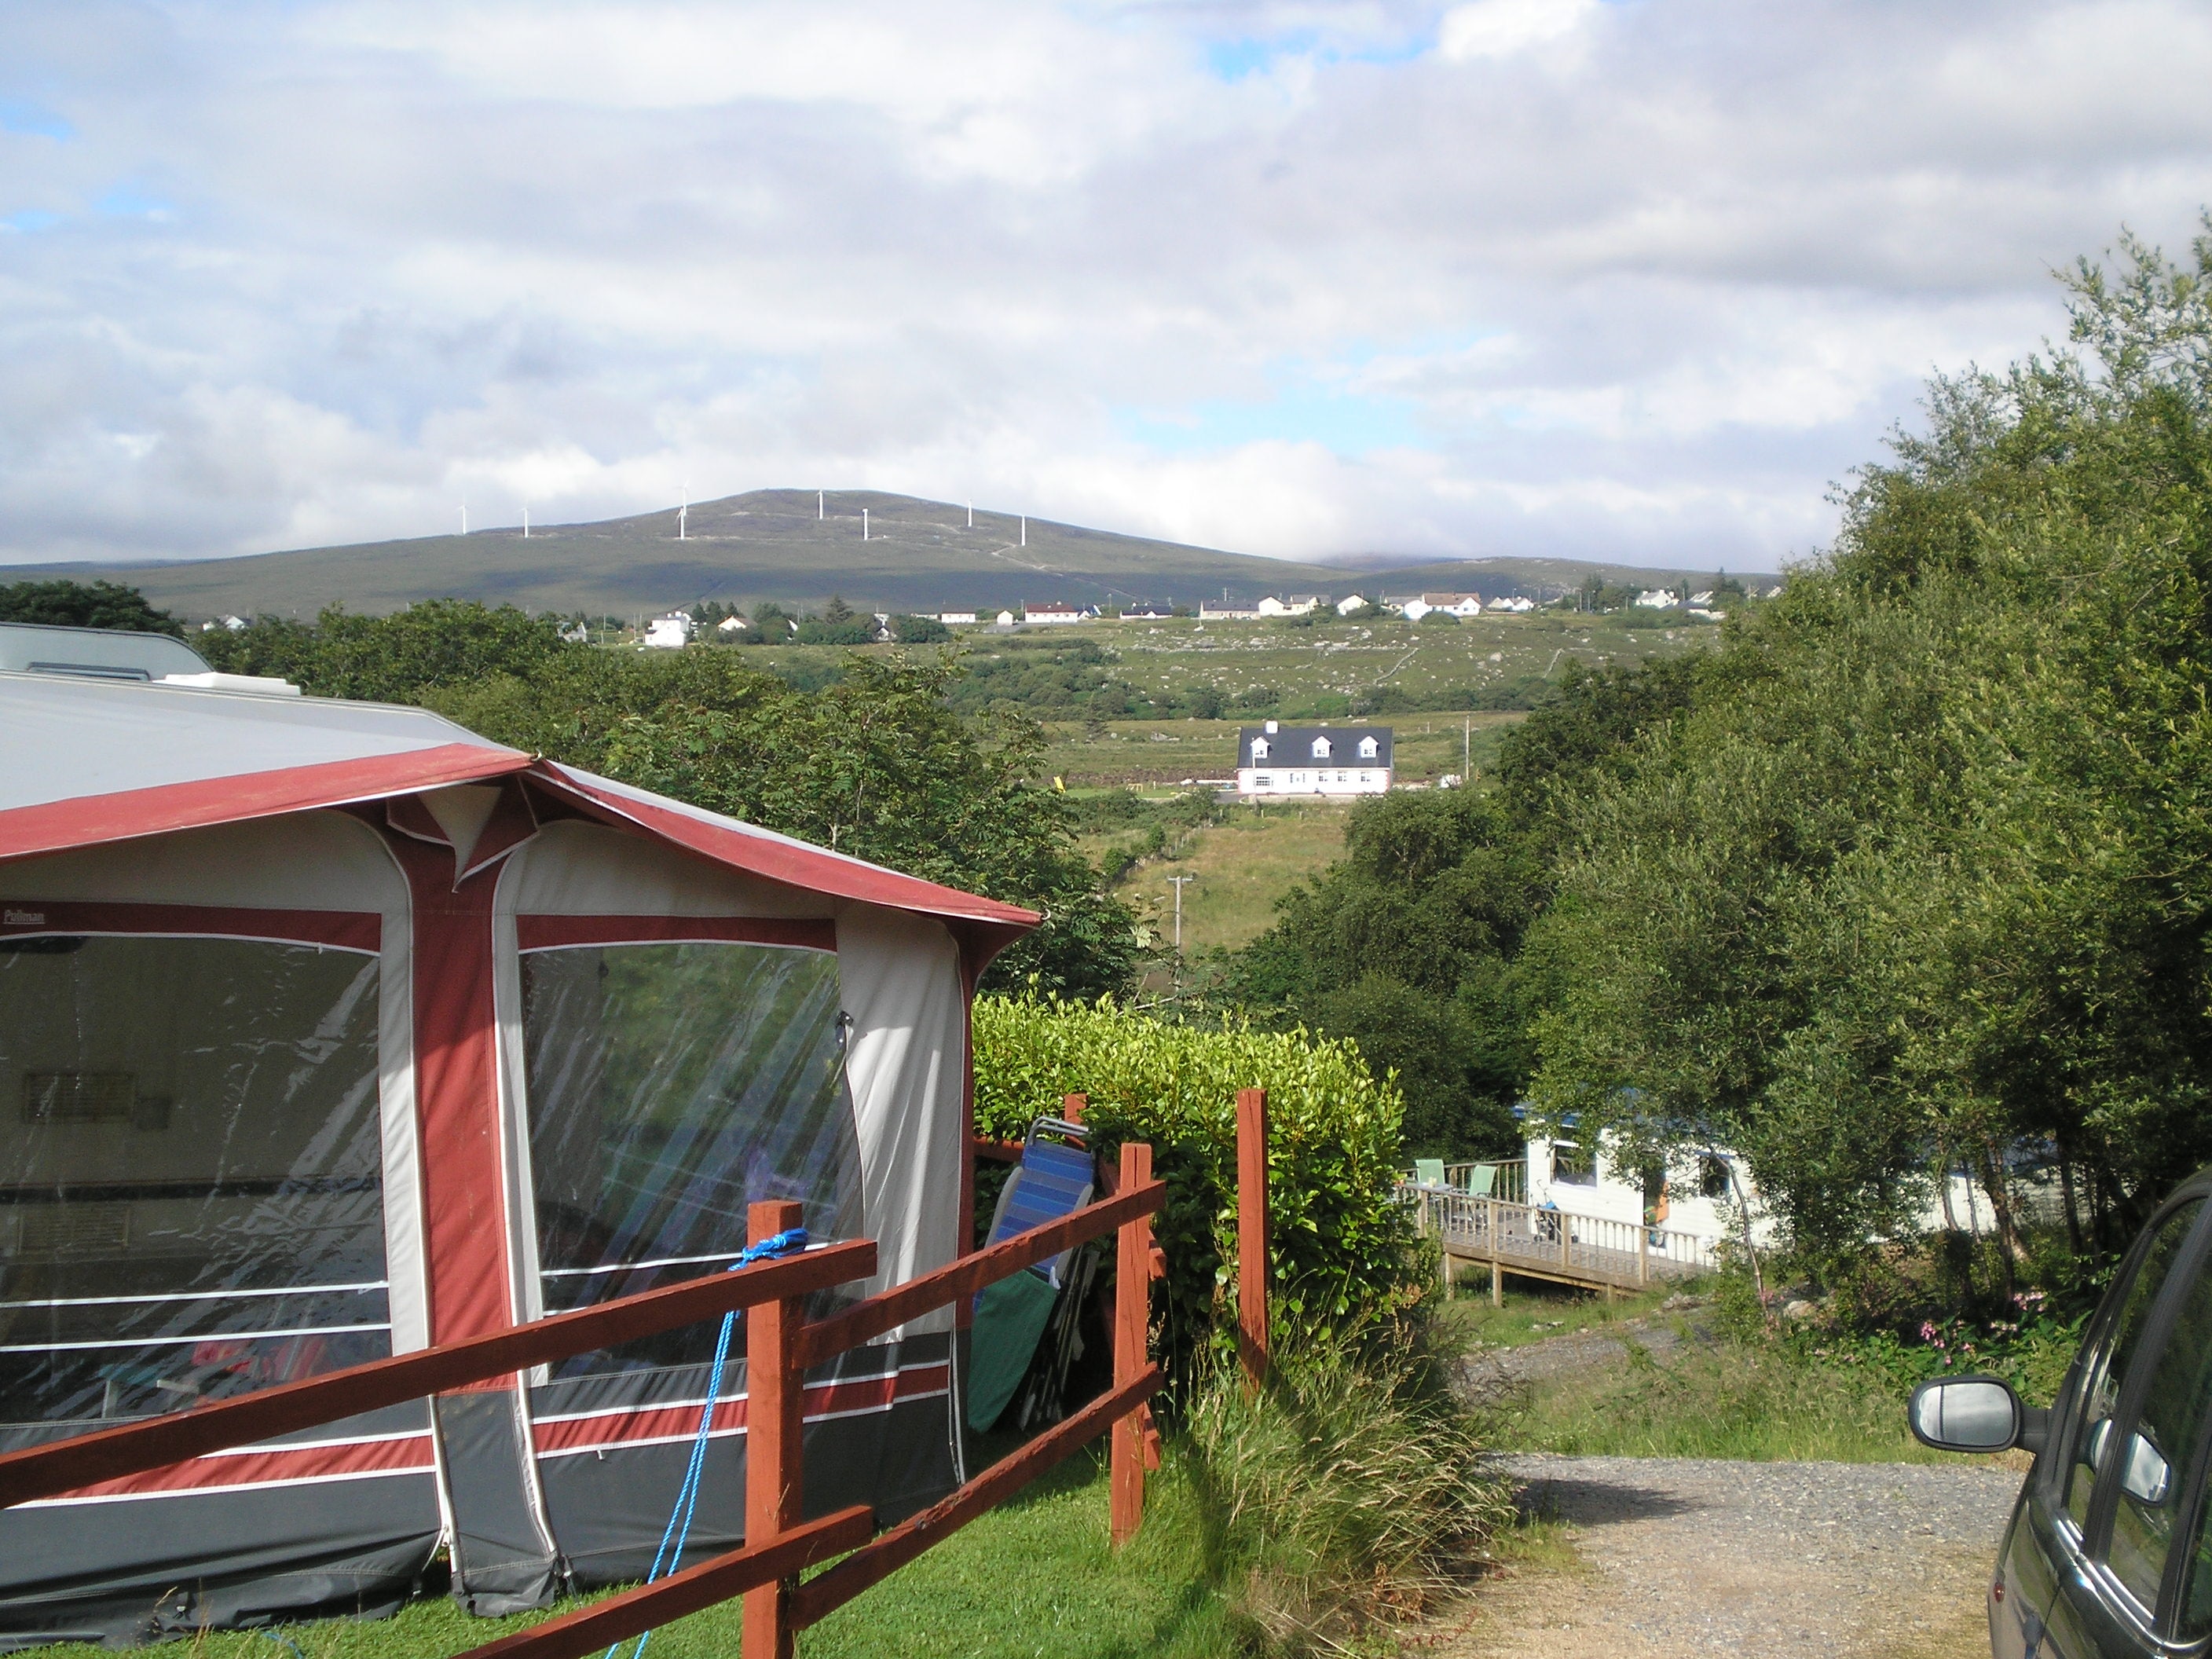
[1251,738,1270,761]
[1311,737,1332,760]
[1358,736,1379,759]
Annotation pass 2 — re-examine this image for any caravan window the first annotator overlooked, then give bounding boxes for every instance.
[521,941,862,1379]
[0,934,388,1431]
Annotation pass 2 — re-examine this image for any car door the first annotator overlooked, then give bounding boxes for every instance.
[2030,1186,2212,1655]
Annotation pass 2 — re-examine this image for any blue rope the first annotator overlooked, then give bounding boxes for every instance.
[606,1226,809,1659]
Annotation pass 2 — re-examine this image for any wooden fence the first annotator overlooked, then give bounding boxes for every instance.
[1400,1183,1717,1302]
[0,1148,1169,1659]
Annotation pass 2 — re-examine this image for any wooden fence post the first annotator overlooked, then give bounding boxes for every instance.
[1488,1197,1502,1307]
[743,1200,806,1659]
[1111,1141,1155,1547]
[1062,1093,1086,1123]
[1236,1087,1269,1397]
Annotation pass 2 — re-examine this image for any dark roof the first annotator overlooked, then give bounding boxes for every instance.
[1236,724,1393,768]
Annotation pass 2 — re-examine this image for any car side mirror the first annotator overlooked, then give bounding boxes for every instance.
[1909,1375,2047,1454]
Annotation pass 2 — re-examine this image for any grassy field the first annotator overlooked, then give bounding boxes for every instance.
[1079,799,1355,957]
[16,1452,1236,1659]
[1452,1285,1984,1467]
[1042,711,1524,788]
[1079,610,1716,710]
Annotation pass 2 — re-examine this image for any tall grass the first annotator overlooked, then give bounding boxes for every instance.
[1173,1333,1511,1655]
[1496,1334,1955,1463]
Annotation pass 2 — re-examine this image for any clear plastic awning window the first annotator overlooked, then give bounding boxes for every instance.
[0,936,388,1437]
[522,942,862,1379]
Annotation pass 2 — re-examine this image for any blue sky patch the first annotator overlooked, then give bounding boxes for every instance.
[1116,368,1424,456]
[0,98,74,141]
[2,209,61,233]
[1203,27,1430,82]
[95,186,176,220]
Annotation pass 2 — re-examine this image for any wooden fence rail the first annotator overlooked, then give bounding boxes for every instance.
[0,1154,1170,1659]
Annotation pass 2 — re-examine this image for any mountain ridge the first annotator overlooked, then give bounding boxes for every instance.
[2,489,1781,618]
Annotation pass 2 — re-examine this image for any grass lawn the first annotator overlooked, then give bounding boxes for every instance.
[15,1453,1235,1659]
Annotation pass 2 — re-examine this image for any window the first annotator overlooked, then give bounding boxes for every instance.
[2111,1240,2212,1618]
[1359,737,1379,759]
[2063,1200,2203,1535]
[1698,1155,1732,1200]
[0,935,388,1428]
[1250,738,1269,760]
[1254,772,1273,786]
[1551,1141,1595,1187]
[1311,738,1332,760]
[522,941,861,1380]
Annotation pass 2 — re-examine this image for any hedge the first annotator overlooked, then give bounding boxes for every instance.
[971,994,1421,1377]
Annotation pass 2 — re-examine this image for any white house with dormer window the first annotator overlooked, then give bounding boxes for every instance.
[1236,721,1393,797]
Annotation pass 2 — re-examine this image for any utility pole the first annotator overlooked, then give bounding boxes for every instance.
[967,500,974,528]
[862,507,870,540]
[818,489,824,520]
[1020,515,1027,547]
[522,503,529,540]
[1166,874,1195,951]
[460,500,467,536]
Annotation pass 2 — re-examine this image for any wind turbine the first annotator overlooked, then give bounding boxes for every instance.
[679,483,688,542]
[460,500,467,537]
[523,503,529,540]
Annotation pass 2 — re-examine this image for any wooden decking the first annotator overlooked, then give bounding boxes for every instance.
[1398,1186,1717,1302]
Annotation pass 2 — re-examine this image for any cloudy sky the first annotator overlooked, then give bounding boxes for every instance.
[3,0,2210,571]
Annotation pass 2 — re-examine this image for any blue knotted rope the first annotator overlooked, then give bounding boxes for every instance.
[606,1225,809,1659]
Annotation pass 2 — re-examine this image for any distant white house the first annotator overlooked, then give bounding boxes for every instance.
[1236,721,1393,797]
[642,613,694,649]
[1689,590,1714,606]
[561,621,593,643]
[1256,595,1321,617]
[716,613,751,636]
[994,610,1018,627]
[1122,602,1176,620]
[1199,602,1261,620]
[1024,602,1090,624]
[199,615,250,633]
[1523,1117,1780,1256]
[1485,595,1536,613]
[938,611,979,625]
[1403,593,1485,621]
[1634,589,1678,609]
[1335,594,1371,616]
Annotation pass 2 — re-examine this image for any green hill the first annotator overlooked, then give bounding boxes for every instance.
[3,489,1779,619]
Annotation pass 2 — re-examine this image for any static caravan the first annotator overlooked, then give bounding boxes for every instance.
[0,666,1034,1647]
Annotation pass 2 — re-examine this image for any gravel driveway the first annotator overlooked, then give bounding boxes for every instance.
[1434,1454,2023,1659]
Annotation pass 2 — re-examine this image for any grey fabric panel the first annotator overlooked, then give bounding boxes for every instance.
[436,1389,562,1617]
[0,1472,438,1651]
[537,1335,957,1589]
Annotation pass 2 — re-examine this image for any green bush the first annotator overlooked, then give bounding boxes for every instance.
[972,994,1420,1376]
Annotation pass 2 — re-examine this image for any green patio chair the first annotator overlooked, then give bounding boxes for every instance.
[1465,1163,1496,1198]
[1414,1157,1447,1188]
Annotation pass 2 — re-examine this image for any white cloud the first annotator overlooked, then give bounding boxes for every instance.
[1437,0,1597,62]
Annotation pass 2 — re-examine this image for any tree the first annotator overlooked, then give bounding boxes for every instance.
[889,613,951,644]
[0,578,182,636]
[1527,216,2212,1271]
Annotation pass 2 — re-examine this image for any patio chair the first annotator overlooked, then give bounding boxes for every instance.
[968,1116,1097,1434]
[1414,1157,1447,1188]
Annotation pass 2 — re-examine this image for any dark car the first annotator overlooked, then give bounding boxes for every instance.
[1910,1167,2212,1655]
